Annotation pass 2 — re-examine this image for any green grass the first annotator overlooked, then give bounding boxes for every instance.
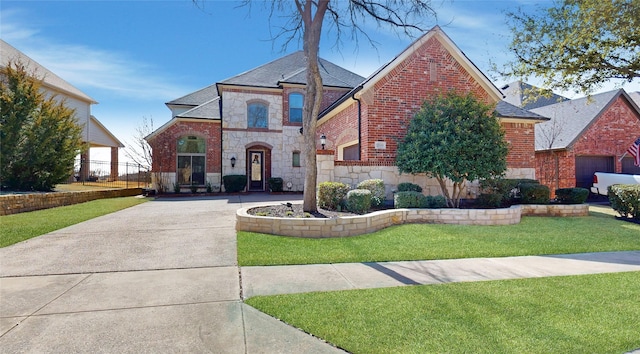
[238,211,640,266]
[0,196,148,247]
[247,272,640,353]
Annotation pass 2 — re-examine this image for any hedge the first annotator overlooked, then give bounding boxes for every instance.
[555,188,589,204]
[346,189,372,214]
[223,175,247,193]
[356,179,385,206]
[608,184,640,220]
[318,181,350,210]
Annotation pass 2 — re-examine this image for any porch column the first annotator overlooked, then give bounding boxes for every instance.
[79,150,90,182]
[110,147,119,181]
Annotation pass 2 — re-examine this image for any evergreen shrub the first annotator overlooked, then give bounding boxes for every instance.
[346,189,372,214]
[356,179,385,206]
[555,188,589,204]
[223,175,247,193]
[318,181,350,210]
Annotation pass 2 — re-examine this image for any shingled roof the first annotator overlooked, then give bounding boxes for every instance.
[495,101,549,121]
[531,89,640,151]
[176,97,220,120]
[166,84,218,106]
[218,51,364,89]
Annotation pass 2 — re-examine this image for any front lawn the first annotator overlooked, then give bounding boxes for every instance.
[246,272,640,353]
[0,196,148,247]
[238,211,640,266]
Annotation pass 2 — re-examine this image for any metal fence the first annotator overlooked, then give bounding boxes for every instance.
[59,159,151,189]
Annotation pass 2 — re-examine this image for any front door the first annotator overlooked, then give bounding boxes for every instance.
[248,151,264,191]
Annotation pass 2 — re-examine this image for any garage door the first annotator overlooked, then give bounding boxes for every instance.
[575,156,614,189]
[622,157,640,174]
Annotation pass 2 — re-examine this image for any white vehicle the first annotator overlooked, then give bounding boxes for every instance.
[590,172,640,196]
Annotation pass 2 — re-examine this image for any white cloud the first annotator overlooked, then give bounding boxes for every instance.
[1,9,188,102]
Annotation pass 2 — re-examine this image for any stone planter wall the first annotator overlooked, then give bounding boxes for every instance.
[521,203,589,217]
[0,188,143,215]
[237,203,592,238]
[236,205,522,238]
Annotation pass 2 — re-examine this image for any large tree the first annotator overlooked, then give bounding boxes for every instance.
[234,0,437,212]
[503,0,640,95]
[0,61,84,191]
[396,91,508,208]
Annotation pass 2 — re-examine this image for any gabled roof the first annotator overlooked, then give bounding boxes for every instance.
[176,97,220,119]
[0,39,97,104]
[88,115,124,148]
[495,101,549,121]
[166,84,218,106]
[531,89,640,151]
[218,51,364,89]
[320,26,504,119]
[501,81,568,110]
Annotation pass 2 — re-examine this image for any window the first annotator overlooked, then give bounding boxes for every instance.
[177,136,205,185]
[289,93,303,123]
[292,151,301,167]
[248,102,268,128]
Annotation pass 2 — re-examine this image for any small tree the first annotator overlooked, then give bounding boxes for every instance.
[1,61,83,191]
[396,91,508,208]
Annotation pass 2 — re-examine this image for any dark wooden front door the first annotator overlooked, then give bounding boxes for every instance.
[248,151,264,191]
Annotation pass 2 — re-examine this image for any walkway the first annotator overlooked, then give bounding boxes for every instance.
[1,195,638,353]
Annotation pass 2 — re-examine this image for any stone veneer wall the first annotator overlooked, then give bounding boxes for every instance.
[237,203,591,238]
[317,153,535,200]
[0,188,143,215]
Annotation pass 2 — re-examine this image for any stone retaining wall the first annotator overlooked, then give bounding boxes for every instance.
[521,203,589,217]
[0,188,143,215]
[237,203,591,238]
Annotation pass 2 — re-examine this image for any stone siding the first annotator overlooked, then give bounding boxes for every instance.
[520,203,589,217]
[1,188,143,215]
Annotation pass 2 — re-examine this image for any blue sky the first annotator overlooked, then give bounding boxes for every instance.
[2,0,638,163]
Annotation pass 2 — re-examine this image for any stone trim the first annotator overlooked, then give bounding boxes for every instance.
[236,203,592,238]
[0,188,143,215]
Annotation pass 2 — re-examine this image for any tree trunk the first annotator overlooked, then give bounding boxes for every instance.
[298,0,328,213]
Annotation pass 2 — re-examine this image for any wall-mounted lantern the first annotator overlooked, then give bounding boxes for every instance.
[230,156,236,168]
[320,133,326,150]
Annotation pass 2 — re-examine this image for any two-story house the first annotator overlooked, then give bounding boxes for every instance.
[147,26,547,197]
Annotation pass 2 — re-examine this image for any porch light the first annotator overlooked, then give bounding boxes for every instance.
[230,156,236,168]
[320,133,326,150]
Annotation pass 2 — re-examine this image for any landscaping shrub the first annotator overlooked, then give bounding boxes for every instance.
[394,191,425,208]
[318,181,350,210]
[223,175,247,193]
[480,178,541,206]
[397,182,423,193]
[608,184,640,220]
[346,189,372,214]
[357,179,385,206]
[520,183,550,204]
[423,195,447,208]
[476,193,503,208]
[268,177,284,192]
[555,188,589,204]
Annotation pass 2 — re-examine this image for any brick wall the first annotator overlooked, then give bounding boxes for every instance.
[148,120,222,174]
[1,188,143,215]
[503,122,536,169]
[362,36,492,164]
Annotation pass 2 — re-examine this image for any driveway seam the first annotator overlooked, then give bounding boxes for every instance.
[0,265,238,278]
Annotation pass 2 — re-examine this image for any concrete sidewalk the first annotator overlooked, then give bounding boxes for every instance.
[1,195,638,353]
[241,251,640,298]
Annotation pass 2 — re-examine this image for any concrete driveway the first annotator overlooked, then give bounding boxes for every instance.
[0,195,344,353]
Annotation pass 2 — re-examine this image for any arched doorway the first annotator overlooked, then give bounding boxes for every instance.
[246,144,271,191]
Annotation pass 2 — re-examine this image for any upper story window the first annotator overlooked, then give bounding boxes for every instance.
[247,102,268,128]
[289,93,303,123]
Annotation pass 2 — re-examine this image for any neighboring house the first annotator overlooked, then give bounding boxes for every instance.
[0,39,123,180]
[531,89,640,192]
[501,81,568,110]
[147,26,548,197]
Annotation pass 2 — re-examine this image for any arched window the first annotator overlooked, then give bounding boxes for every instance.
[177,135,205,185]
[289,93,303,123]
[247,102,268,128]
